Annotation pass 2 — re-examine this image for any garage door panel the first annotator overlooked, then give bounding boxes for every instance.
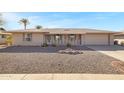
[85,34,108,45]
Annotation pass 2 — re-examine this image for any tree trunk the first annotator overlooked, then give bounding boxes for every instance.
[24,23,26,30]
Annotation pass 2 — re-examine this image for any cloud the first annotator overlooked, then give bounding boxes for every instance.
[2,13,21,22]
[1,13,43,29]
[28,16,41,22]
[1,12,87,29]
[93,12,120,20]
[43,18,85,28]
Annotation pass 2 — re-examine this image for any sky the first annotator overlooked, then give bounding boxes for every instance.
[1,12,124,31]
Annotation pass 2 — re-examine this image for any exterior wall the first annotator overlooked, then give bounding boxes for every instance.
[13,33,43,46]
[110,34,114,45]
[81,34,85,45]
[12,33,114,46]
[85,33,111,45]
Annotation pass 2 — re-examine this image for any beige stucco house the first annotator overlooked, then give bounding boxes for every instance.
[7,28,116,46]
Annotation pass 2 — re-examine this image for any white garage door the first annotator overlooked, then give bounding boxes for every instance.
[85,34,109,45]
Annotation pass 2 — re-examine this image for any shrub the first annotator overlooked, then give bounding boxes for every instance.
[6,35,13,46]
[36,25,42,29]
[121,41,124,46]
[66,43,71,47]
[41,43,48,47]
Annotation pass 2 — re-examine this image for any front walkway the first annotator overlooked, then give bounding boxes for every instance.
[87,45,124,62]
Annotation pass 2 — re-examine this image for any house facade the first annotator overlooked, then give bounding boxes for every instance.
[8,28,116,46]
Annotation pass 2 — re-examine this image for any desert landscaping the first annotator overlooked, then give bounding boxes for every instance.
[0,46,122,74]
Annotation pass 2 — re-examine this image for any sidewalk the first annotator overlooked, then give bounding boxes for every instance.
[0,74,124,80]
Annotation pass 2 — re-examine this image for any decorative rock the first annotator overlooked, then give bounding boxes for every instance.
[58,48,83,55]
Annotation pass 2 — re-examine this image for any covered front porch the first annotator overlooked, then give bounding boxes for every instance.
[43,34,82,46]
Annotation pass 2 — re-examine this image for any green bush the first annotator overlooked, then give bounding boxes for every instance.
[6,35,13,46]
[121,41,124,46]
[66,43,71,47]
[41,43,48,47]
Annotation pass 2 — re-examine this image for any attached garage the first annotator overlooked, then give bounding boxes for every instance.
[85,34,110,45]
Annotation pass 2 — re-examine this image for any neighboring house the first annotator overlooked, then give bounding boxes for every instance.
[0,30,12,45]
[0,32,6,44]
[7,28,116,46]
[114,32,124,45]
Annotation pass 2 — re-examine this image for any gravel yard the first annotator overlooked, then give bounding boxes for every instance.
[0,46,122,74]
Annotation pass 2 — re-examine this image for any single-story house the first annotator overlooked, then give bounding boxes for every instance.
[114,32,124,45]
[7,28,117,46]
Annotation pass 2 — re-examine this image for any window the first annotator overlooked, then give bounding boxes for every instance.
[55,35,60,40]
[1,35,5,38]
[23,33,32,41]
[55,34,62,41]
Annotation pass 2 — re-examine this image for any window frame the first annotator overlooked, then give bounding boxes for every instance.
[1,34,5,38]
[23,33,32,41]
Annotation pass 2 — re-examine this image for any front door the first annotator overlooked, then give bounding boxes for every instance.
[45,35,52,45]
[68,34,76,45]
[54,35,62,45]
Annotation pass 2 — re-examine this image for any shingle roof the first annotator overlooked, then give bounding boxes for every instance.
[7,28,116,34]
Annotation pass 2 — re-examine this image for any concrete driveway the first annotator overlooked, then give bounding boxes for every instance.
[87,45,124,62]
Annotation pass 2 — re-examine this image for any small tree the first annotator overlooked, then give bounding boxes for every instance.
[19,18,29,30]
[36,25,42,29]
[6,35,12,46]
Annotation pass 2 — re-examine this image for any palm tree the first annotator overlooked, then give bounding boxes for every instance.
[36,25,42,29]
[19,18,29,30]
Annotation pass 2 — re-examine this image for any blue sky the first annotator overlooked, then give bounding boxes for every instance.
[2,12,124,31]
